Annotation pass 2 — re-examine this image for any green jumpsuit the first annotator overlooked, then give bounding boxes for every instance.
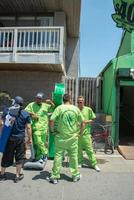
[50,104,84,179]
[25,102,51,160]
[78,106,97,167]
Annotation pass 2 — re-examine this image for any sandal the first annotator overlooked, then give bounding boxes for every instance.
[14,173,24,183]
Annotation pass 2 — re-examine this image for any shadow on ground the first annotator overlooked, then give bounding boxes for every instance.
[0,172,15,182]
[32,170,72,182]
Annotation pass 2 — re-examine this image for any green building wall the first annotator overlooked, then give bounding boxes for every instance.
[100,31,134,147]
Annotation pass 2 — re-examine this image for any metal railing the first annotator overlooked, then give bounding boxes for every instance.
[0,26,64,53]
[65,77,97,108]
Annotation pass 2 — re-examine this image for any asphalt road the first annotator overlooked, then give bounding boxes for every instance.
[0,151,134,200]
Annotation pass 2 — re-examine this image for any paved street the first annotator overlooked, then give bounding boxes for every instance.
[0,150,134,200]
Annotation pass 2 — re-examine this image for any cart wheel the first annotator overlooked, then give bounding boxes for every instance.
[104,136,114,154]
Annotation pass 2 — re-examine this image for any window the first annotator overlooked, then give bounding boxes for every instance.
[0,17,15,27]
[36,17,53,26]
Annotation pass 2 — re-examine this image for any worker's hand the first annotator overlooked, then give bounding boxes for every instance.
[45,99,55,107]
[78,130,83,137]
[84,120,93,125]
[45,141,48,148]
[31,113,38,120]
[0,119,3,128]
[27,137,32,144]
[9,117,15,126]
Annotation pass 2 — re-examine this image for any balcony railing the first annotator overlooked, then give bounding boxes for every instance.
[0,26,64,53]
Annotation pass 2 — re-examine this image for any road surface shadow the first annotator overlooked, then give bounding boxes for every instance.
[32,170,72,182]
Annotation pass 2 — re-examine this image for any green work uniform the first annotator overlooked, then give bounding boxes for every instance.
[50,104,84,179]
[78,106,97,167]
[25,102,51,160]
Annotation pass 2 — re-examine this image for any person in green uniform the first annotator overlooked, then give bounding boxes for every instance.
[77,96,100,172]
[25,92,54,163]
[48,93,85,184]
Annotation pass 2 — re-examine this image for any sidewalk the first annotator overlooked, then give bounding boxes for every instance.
[1,149,134,176]
[1,149,134,177]
[0,150,134,200]
[94,150,134,172]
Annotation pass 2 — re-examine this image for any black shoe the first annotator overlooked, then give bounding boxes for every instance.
[49,177,58,184]
[14,173,24,183]
[0,173,6,181]
[72,174,81,182]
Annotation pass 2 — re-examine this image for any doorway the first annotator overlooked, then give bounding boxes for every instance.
[119,85,134,145]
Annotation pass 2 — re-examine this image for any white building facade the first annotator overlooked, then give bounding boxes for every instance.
[0,0,81,103]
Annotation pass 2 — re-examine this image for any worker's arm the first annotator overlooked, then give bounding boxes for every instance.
[84,119,95,125]
[28,112,39,120]
[45,99,55,108]
[79,121,86,136]
[49,120,55,134]
[0,118,3,129]
[25,123,32,144]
